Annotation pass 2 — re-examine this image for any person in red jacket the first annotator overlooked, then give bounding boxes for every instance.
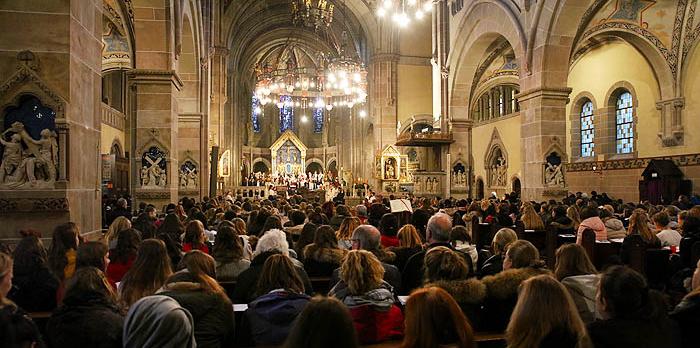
[183,220,210,254]
[329,250,403,344]
[106,228,141,283]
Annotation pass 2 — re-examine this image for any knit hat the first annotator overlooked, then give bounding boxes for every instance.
[123,295,196,348]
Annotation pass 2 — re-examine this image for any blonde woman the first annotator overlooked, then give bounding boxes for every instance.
[104,216,131,249]
[506,275,591,348]
[329,250,403,344]
[480,227,518,276]
[520,202,545,231]
[388,224,424,271]
[336,217,361,250]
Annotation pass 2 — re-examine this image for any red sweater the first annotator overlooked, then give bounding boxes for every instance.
[106,252,136,283]
[183,242,209,254]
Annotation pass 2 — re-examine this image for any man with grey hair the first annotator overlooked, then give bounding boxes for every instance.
[107,197,132,226]
[355,204,368,224]
[401,212,473,294]
[329,224,401,291]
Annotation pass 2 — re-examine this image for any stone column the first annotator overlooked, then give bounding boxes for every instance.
[0,0,103,236]
[128,70,183,207]
[517,87,571,200]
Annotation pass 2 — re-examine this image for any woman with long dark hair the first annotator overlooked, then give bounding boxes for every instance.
[284,296,359,348]
[183,220,210,254]
[160,250,235,347]
[119,239,173,307]
[506,275,590,348]
[9,235,59,312]
[303,225,347,276]
[246,254,311,346]
[1,252,44,348]
[46,267,124,348]
[554,243,599,324]
[401,287,475,348]
[212,225,250,281]
[48,222,80,281]
[106,228,141,283]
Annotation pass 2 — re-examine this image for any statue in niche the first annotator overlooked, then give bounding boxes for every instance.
[490,156,507,187]
[544,152,565,187]
[384,157,397,180]
[0,122,58,188]
[179,161,198,189]
[414,176,422,193]
[141,166,150,186]
[141,146,167,189]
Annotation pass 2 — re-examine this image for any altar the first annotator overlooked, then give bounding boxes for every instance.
[270,130,306,176]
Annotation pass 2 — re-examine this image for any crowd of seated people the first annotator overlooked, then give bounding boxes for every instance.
[1,191,700,347]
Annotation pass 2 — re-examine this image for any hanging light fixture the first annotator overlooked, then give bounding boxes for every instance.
[291,0,334,32]
[376,0,434,28]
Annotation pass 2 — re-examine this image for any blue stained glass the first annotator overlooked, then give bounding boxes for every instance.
[251,95,261,133]
[615,91,634,154]
[279,95,294,132]
[580,100,595,157]
[313,107,323,133]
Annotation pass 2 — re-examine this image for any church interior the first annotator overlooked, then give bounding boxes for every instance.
[1,1,700,347]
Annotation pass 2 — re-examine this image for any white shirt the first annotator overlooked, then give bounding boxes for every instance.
[656,229,682,247]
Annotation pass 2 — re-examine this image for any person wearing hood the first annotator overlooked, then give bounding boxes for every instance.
[233,229,313,304]
[245,254,311,346]
[329,250,403,344]
[576,206,607,244]
[554,244,599,324]
[123,295,196,348]
[159,250,235,348]
[303,225,347,277]
[46,267,124,348]
[600,207,625,240]
[422,246,485,330]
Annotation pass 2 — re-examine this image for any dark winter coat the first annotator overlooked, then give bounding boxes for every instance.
[481,266,551,331]
[245,290,310,346]
[588,316,681,348]
[480,254,504,277]
[425,278,486,330]
[158,272,235,348]
[232,250,313,304]
[302,245,347,277]
[401,242,472,295]
[670,293,700,348]
[10,259,58,312]
[46,292,124,348]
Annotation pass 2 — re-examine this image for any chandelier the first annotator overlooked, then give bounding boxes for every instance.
[375,0,434,28]
[291,0,335,32]
[253,52,367,111]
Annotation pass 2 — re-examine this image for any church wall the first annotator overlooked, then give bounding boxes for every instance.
[397,64,433,123]
[565,38,700,202]
[101,124,125,155]
[471,114,522,194]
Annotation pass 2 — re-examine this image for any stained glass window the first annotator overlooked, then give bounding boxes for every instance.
[615,91,634,154]
[580,100,595,157]
[279,95,294,132]
[251,95,261,133]
[313,107,323,133]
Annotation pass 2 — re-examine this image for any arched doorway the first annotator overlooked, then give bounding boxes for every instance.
[512,177,521,199]
[475,178,485,200]
[306,161,323,174]
[327,160,338,177]
[252,161,269,174]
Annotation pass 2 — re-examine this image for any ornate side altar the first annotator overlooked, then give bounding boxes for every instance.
[271,130,306,176]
